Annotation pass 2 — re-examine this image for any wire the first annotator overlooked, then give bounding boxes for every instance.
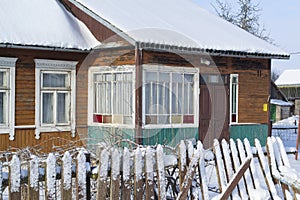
[290,52,300,55]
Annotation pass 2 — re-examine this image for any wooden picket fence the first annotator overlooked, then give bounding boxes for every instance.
[1,137,296,200]
[0,141,213,200]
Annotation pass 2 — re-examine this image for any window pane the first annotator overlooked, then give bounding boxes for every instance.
[57,93,68,123]
[42,93,53,124]
[145,83,151,114]
[0,71,6,87]
[145,72,157,82]
[43,73,68,88]
[0,92,6,124]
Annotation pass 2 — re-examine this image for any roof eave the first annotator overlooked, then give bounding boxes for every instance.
[138,42,290,59]
[0,43,91,53]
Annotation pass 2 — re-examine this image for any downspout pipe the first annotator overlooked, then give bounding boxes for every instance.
[135,42,143,144]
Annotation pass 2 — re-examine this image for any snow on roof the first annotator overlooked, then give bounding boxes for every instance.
[74,0,289,58]
[270,99,293,106]
[275,69,300,86]
[0,0,100,50]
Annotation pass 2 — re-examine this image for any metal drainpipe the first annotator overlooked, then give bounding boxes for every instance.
[135,42,143,144]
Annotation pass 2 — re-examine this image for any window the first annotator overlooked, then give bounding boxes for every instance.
[35,59,77,139]
[89,66,135,126]
[230,74,238,123]
[143,65,199,127]
[0,57,17,140]
[41,72,70,125]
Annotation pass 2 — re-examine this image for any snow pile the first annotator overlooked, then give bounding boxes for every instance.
[0,0,99,50]
[76,0,288,57]
[99,149,109,181]
[134,147,143,182]
[273,115,299,129]
[122,147,130,183]
[156,145,166,199]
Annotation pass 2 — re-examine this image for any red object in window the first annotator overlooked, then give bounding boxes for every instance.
[231,114,237,123]
[93,114,103,123]
[183,115,194,123]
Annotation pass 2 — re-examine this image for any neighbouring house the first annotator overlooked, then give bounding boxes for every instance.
[0,0,99,152]
[270,81,293,122]
[0,0,290,152]
[61,0,289,148]
[275,69,300,116]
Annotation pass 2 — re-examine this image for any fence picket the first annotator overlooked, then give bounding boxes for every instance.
[179,141,187,187]
[156,145,166,200]
[9,155,21,199]
[0,162,2,200]
[229,139,248,199]
[145,147,154,200]
[46,153,56,200]
[197,141,209,200]
[62,151,72,200]
[122,147,131,200]
[111,149,120,200]
[76,151,87,200]
[29,155,39,200]
[97,149,109,200]
[134,147,143,200]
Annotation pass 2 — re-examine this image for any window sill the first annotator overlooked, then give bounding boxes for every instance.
[89,123,134,129]
[143,124,198,129]
[39,125,72,133]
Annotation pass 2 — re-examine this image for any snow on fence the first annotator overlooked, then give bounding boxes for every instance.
[0,142,211,200]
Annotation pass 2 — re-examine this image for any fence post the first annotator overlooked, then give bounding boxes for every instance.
[46,153,56,200]
[9,155,21,199]
[0,162,2,200]
[29,155,39,200]
[122,147,131,200]
[134,147,143,200]
[178,141,186,188]
[97,149,109,200]
[145,147,154,200]
[62,151,72,200]
[110,149,120,200]
[156,145,166,200]
[296,114,300,160]
[85,153,91,200]
[76,151,86,200]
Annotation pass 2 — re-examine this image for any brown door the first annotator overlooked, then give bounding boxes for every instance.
[199,74,229,148]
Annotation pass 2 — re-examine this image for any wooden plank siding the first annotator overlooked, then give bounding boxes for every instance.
[0,48,87,153]
[142,50,270,125]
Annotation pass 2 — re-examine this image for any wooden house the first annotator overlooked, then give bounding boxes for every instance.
[0,0,99,152]
[61,0,289,148]
[275,69,300,116]
[0,0,290,152]
[270,81,293,122]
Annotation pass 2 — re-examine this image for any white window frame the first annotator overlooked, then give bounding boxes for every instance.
[230,74,239,124]
[0,57,17,140]
[35,59,77,139]
[142,65,199,129]
[88,65,136,128]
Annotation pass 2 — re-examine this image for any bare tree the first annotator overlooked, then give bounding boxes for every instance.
[213,0,273,43]
[271,68,281,82]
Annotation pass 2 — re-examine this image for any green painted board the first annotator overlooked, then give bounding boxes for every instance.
[230,124,268,146]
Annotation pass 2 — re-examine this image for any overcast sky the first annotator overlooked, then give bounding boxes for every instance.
[194,0,300,74]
